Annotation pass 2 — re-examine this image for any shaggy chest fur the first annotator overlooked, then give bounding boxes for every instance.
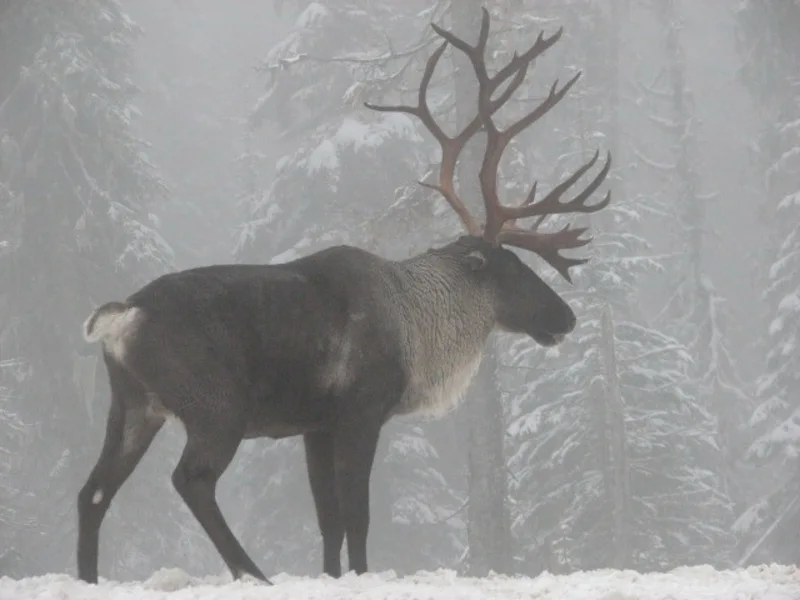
[399,347,484,418]
[303,244,496,419]
[389,254,494,418]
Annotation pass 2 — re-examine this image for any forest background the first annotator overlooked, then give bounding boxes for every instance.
[1,0,799,582]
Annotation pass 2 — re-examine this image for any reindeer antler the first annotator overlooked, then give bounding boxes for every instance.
[366,8,611,283]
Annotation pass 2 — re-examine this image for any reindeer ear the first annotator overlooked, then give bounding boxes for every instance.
[464,249,488,271]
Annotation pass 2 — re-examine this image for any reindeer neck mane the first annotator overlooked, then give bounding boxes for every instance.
[383,241,494,417]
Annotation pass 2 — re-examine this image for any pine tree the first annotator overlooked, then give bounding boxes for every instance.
[732,0,800,566]
[0,0,182,578]
[506,0,735,572]
[646,0,752,517]
[126,0,282,268]
[236,0,433,261]
[0,374,33,577]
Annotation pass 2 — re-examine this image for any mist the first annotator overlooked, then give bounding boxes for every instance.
[1,0,798,587]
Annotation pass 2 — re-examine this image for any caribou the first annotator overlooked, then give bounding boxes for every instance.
[77,7,611,585]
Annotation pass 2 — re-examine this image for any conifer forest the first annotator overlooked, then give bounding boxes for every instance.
[1,0,799,582]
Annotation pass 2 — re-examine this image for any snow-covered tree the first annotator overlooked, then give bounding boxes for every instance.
[0,0,180,577]
[236,1,434,261]
[506,0,735,572]
[0,368,33,577]
[125,0,284,268]
[642,0,752,513]
[732,0,800,566]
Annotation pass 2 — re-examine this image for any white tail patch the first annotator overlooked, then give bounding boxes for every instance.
[92,489,103,504]
[82,304,142,362]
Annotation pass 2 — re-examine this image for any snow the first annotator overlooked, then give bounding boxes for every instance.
[304,114,422,176]
[768,315,784,336]
[732,498,769,534]
[747,406,800,459]
[334,115,420,152]
[778,190,800,209]
[295,2,328,29]
[2,566,798,600]
[778,291,800,313]
[306,138,340,174]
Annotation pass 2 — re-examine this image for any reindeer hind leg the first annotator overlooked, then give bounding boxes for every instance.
[77,355,165,583]
[167,379,270,584]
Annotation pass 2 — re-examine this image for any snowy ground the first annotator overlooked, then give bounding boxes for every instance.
[1,565,798,600]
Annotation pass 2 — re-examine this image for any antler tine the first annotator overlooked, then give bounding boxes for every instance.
[429,8,492,81]
[431,7,613,282]
[496,225,593,283]
[365,6,611,280]
[365,41,482,235]
[494,150,612,282]
[493,28,563,90]
[429,7,583,242]
[365,10,536,237]
[495,151,612,282]
[506,150,613,223]
[479,70,584,241]
[364,41,449,143]
[431,8,563,99]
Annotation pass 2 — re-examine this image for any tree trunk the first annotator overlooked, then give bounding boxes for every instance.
[449,0,513,576]
[581,0,632,569]
[600,303,630,568]
[463,346,512,575]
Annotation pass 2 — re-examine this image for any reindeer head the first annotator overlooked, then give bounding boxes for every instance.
[366,8,611,347]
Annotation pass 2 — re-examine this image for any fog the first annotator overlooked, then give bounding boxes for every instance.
[1,0,798,583]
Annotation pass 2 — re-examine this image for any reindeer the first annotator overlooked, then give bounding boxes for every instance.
[77,7,611,585]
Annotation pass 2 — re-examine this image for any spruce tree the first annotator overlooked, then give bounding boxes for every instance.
[506,0,735,572]
[0,0,179,578]
[732,0,800,566]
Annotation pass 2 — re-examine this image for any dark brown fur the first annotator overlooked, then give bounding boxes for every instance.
[78,237,576,583]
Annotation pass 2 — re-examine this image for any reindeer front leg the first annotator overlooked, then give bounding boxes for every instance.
[304,431,344,577]
[333,411,385,575]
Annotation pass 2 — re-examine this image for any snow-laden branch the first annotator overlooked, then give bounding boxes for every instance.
[261,37,438,72]
[619,344,687,365]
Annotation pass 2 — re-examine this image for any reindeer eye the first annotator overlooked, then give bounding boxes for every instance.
[464,250,488,271]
